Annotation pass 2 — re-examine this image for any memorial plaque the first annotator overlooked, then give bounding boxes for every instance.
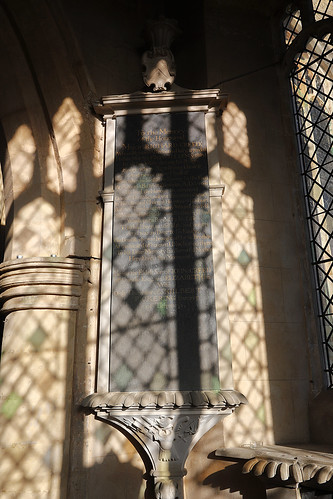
[110,112,219,391]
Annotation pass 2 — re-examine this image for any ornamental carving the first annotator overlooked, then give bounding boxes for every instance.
[142,18,180,91]
[121,415,201,462]
[95,411,219,499]
[142,48,176,91]
[84,389,246,499]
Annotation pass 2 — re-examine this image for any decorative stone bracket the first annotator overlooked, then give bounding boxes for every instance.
[82,390,247,499]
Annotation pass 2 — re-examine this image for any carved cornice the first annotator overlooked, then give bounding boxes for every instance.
[93,88,228,118]
[215,445,333,487]
[82,389,246,411]
[0,257,85,312]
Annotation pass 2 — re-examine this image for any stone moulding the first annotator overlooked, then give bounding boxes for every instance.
[0,257,85,312]
[82,389,247,410]
[209,185,225,198]
[83,390,247,499]
[93,87,228,118]
[215,444,333,488]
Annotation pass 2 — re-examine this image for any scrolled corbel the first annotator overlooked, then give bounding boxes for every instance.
[82,390,247,499]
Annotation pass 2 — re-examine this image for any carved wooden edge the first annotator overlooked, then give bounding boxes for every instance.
[82,389,247,410]
[93,87,228,118]
[0,257,85,312]
[215,444,333,487]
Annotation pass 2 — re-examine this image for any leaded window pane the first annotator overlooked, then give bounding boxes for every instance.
[289,29,333,387]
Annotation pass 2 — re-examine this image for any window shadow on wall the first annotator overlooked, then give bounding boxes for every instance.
[85,449,145,499]
[108,110,220,392]
[0,2,99,496]
[204,2,314,453]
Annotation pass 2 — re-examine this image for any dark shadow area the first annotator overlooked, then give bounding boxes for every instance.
[203,460,267,499]
[300,488,333,498]
[94,414,155,494]
[63,0,207,95]
[164,0,207,89]
[86,449,144,499]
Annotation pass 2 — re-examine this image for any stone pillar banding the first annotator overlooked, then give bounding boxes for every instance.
[0,257,84,312]
[0,257,85,498]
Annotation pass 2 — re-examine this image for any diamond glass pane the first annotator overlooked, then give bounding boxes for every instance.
[313,0,333,21]
[290,33,333,387]
[283,9,302,46]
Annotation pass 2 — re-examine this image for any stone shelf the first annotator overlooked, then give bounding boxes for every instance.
[82,389,247,411]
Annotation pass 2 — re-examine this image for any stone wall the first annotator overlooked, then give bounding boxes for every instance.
[0,1,323,498]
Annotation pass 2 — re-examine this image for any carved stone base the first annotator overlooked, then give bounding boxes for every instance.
[82,390,246,499]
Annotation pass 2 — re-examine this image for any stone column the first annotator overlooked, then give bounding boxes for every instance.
[0,257,84,498]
